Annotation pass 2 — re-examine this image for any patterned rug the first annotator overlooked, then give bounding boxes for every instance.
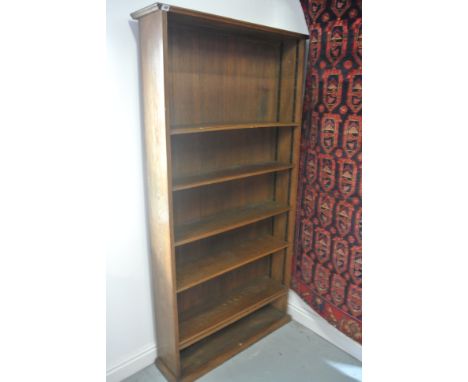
[291,0,362,343]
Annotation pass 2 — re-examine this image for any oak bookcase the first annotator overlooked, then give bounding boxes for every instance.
[131,3,307,381]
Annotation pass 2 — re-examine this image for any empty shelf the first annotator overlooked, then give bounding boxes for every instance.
[176,235,289,292]
[178,276,287,350]
[180,305,290,381]
[170,122,299,135]
[173,161,292,191]
[174,201,289,246]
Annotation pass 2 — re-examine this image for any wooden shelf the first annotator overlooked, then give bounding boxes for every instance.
[174,202,289,246]
[176,236,289,292]
[178,276,287,350]
[170,122,299,135]
[180,305,291,381]
[173,161,292,191]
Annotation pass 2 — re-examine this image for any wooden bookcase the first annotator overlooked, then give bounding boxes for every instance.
[131,3,307,381]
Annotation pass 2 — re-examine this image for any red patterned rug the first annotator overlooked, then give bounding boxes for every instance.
[291,0,362,343]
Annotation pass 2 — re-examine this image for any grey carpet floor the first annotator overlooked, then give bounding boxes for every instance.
[123,321,361,382]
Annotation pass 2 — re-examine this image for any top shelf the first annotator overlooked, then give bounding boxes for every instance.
[170,122,299,135]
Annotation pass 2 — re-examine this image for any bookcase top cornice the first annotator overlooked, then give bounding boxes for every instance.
[130,2,309,39]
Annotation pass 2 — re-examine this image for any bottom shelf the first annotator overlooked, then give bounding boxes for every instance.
[179,305,290,381]
[179,276,287,349]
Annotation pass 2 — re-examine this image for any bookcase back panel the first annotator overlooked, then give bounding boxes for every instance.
[168,24,282,127]
[177,258,270,318]
[171,128,277,179]
[172,174,275,226]
[175,220,273,261]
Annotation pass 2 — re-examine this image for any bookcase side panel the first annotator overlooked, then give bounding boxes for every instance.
[272,39,306,311]
[139,11,180,376]
[283,39,306,289]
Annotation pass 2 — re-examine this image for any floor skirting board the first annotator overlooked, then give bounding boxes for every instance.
[106,344,156,382]
[107,290,361,381]
[287,290,362,361]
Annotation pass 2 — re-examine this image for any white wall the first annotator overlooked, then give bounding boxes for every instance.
[287,291,362,361]
[106,1,307,380]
